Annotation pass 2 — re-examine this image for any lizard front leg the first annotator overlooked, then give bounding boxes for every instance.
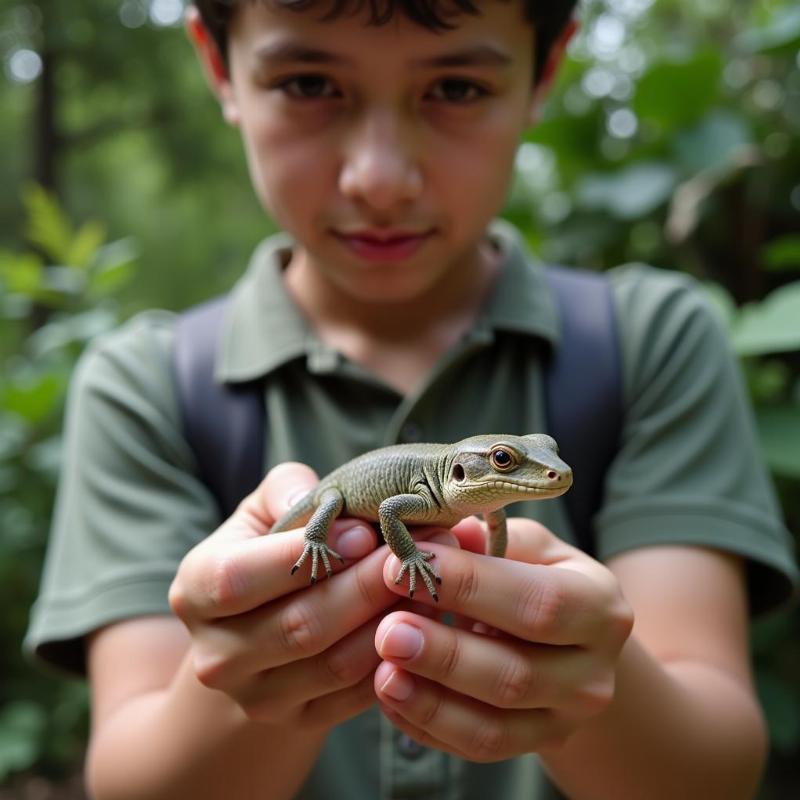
[483,508,508,558]
[379,494,442,601]
[291,487,345,583]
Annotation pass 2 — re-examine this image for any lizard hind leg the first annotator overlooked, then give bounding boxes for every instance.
[291,488,345,583]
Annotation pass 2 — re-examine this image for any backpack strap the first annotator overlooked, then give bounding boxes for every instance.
[543,266,623,555]
[173,295,265,520]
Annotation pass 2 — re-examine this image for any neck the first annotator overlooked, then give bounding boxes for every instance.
[283,236,502,393]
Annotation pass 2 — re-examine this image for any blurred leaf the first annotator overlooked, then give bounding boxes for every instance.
[673,110,753,174]
[67,220,107,270]
[0,702,46,781]
[755,404,800,477]
[736,7,800,55]
[634,50,723,130]
[731,282,800,356]
[23,185,74,264]
[762,235,800,272]
[1,371,63,425]
[0,251,43,295]
[576,162,677,220]
[29,308,118,357]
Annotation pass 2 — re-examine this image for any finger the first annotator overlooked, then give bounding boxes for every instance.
[237,461,321,533]
[383,541,614,646]
[171,519,378,622]
[190,543,400,688]
[375,611,603,712]
[374,662,569,761]
[234,615,383,723]
[449,516,489,554]
[302,673,379,731]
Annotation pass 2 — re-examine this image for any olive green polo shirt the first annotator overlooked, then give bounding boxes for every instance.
[26,220,797,799]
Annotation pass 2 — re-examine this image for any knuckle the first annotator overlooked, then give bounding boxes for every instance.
[278,601,325,659]
[609,596,635,648]
[206,553,245,610]
[418,690,446,730]
[494,656,535,709]
[437,630,462,680]
[516,575,567,641]
[450,559,481,607]
[193,651,235,691]
[575,673,616,718]
[469,718,507,762]
[323,648,365,687]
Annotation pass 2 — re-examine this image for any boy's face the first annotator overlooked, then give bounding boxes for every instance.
[194,1,552,304]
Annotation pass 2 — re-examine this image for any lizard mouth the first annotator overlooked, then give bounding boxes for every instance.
[464,479,571,495]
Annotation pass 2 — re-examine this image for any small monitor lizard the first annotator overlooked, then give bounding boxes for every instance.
[270,433,572,600]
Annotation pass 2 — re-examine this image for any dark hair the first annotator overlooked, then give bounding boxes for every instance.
[192,0,578,85]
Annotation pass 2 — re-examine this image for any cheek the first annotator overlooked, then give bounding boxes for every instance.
[239,115,329,219]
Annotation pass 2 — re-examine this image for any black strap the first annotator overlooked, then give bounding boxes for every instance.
[173,295,265,520]
[544,266,622,555]
[173,268,622,552]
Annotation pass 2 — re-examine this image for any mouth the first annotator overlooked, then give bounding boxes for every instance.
[468,479,572,496]
[332,229,435,262]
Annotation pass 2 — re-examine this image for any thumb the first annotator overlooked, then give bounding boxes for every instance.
[236,461,319,533]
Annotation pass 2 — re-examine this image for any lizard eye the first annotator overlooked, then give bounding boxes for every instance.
[490,447,516,471]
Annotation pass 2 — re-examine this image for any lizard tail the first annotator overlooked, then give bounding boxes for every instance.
[270,493,316,534]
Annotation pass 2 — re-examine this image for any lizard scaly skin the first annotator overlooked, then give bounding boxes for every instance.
[270,433,572,600]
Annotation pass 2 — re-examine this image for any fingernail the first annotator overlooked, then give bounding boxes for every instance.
[286,488,311,508]
[380,669,415,702]
[379,622,423,660]
[335,525,374,558]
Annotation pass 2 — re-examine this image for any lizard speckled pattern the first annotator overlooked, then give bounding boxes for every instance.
[270,434,572,600]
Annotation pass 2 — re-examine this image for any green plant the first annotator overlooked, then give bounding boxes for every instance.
[0,185,137,784]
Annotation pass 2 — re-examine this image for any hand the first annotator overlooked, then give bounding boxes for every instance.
[373,518,634,760]
[169,462,400,733]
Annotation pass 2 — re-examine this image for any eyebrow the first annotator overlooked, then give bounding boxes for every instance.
[253,41,350,67]
[253,40,513,70]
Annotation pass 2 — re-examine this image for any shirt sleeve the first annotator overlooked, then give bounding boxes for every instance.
[596,265,798,614]
[24,311,220,675]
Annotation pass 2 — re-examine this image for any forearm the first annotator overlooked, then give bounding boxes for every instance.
[540,635,767,800]
[86,653,327,800]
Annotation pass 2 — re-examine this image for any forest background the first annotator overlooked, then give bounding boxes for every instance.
[1,0,799,797]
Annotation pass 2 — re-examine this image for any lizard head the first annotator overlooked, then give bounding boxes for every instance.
[442,433,573,512]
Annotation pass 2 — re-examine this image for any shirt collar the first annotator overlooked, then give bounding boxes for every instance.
[216,220,560,384]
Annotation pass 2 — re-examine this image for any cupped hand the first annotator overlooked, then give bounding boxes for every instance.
[169,462,403,732]
[373,517,634,760]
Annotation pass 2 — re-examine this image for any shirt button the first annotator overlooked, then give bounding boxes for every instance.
[401,422,423,443]
[397,733,426,760]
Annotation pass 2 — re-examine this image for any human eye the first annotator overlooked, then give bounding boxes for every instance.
[428,78,489,104]
[274,73,339,100]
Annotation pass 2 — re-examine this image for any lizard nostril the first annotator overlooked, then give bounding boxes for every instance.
[547,470,559,480]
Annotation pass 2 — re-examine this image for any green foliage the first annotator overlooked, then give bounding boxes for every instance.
[0,188,134,784]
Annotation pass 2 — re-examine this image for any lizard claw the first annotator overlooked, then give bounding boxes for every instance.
[291,541,344,583]
[394,550,441,602]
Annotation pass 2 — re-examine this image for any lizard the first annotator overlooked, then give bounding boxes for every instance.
[270,433,572,601]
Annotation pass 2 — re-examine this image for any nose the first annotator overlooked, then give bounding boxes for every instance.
[339,109,422,213]
[546,466,573,488]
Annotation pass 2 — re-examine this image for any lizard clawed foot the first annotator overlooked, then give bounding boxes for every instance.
[291,541,344,584]
[394,550,442,602]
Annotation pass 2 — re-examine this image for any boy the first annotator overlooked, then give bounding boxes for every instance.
[26,1,797,798]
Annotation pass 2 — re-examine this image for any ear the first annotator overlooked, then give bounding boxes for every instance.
[527,16,580,126]
[185,5,241,126]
